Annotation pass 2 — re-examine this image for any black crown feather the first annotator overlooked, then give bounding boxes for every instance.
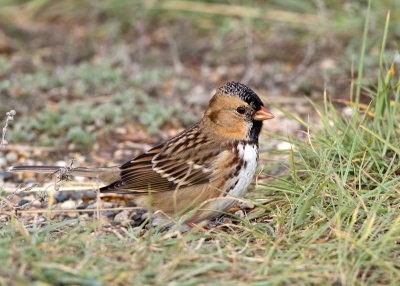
[218,81,264,109]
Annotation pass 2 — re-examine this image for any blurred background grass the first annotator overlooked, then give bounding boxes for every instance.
[0,0,399,149]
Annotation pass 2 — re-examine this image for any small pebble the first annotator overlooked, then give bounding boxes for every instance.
[18,199,30,207]
[67,211,77,218]
[101,211,115,218]
[114,210,130,223]
[151,212,170,227]
[0,157,7,168]
[87,201,113,209]
[141,212,149,220]
[76,203,88,209]
[5,152,18,163]
[102,202,113,208]
[86,202,97,209]
[234,210,245,218]
[83,192,96,200]
[56,193,70,203]
[60,200,76,210]
[86,202,96,209]
[41,202,48,208]
[71,192,83,200]
[0,171,12,180]
[133,213,142,221]
[31,200,42,208]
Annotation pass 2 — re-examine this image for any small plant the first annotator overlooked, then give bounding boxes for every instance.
[1,110,16,149]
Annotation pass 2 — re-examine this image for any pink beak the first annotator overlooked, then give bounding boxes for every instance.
[254,106,275,121]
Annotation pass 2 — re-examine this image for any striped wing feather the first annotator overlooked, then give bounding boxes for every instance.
[101,124,223,194]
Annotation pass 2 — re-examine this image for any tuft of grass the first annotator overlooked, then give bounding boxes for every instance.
[257,8,400,285]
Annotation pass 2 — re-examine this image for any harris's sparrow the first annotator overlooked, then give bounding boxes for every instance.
[10,82,274,223]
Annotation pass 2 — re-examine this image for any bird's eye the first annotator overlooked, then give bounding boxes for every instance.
[236,106,246,114]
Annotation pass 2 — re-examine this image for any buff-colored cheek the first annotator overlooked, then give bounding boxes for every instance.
[217,114,247,139]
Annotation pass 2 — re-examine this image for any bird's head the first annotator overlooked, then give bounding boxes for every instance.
[204,81,274,142]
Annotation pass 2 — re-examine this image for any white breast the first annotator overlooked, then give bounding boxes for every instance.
[207,142,258,214]
[228,143,258,197]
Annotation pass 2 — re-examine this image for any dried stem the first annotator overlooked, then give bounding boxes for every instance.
[1,110,16,149]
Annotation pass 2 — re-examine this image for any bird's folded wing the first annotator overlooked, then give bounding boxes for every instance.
[101,132,224,194]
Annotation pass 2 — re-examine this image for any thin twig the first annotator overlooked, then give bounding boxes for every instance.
[16,207,143,214]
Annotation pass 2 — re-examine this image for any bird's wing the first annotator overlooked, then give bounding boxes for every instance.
[101,125,224,194]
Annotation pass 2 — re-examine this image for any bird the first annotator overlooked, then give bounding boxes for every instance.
[10,81,274,224]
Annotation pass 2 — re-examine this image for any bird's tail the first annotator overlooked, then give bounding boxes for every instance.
[9,165,121,184]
